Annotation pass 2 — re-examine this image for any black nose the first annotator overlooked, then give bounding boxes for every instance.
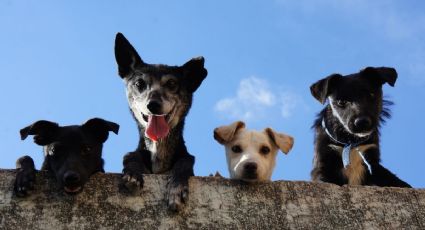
[63,171,80,184]
[354,117,372,130]
[244,162,258,173]
[147,101,162,114]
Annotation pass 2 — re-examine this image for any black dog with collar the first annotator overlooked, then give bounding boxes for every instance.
[310,67,411,187]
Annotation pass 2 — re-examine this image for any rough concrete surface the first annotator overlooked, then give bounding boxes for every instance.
[0,169,424,229]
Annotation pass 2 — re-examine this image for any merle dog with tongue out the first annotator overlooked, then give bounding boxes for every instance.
[114,33,207,211]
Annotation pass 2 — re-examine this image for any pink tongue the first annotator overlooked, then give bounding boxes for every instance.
[145,115,170,142]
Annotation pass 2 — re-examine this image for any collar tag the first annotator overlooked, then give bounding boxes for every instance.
[342,144,351,168]
[321,118,373,175]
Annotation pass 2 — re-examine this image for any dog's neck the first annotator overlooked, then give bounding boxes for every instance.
[138,122,186,173]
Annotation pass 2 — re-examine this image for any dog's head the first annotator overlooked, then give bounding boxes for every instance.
[310,67,397,137]
[214,121,294,182]
[114,33,207,142]
[20,118,119,194]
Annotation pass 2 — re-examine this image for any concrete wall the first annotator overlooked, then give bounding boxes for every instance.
[0,169,424,229]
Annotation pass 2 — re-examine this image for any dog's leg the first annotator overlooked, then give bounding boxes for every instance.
[14,156,36,197]
[121,150,150,192]
[167,153,194,212]
[362,149,411,188]
[311,167,345,185]
[311,150,346,185]
[370,164,411,188]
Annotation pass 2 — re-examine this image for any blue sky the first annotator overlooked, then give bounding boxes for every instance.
[1,1,424,188]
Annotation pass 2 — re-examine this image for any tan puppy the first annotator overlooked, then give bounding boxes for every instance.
[214,121,294,182]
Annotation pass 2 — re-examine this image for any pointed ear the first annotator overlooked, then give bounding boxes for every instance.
[264,128,294,154]
[82,118,119,143]
[20,120,59,145]
[213,121,245,145]
[114,32,144,78]
[310,74,342,104]
[361,67,398,87]
[182,56,208,92]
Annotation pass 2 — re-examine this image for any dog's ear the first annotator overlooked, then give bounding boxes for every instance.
[20,120,59,145]
[264,128,294,154]
[114,32,145,78]
[214,121,245,144]
[82,118,120,143]
[182,56,208,93]
[361,67,398,87]
[310,74,342,104]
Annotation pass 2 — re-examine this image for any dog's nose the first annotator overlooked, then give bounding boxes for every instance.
[63,171,80,184]
[354,117,372,130]
[244,162,258,173]
[147,101,162,114]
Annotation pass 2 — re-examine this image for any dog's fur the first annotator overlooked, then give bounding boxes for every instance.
[15,118,119,196]
[310,67,411,187]
[214,121,294,182]
[114,33,207,211]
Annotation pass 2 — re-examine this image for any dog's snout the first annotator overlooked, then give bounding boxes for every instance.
[244,162,258,173]
[354,116,372,130]
[63,171,81,184]
[147,101,162,114]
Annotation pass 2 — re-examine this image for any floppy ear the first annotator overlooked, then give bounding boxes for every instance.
[213,121,245,145]
[20,120,59,145]
[82,118,120,143]
[264,128,294,154]
[310,74,342,104]
[182,56,208,93]
[361,67,398,87]
[114,32,145,78]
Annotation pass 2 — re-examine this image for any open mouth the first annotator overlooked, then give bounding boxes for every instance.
[142,113,170,123]
[64,186,82,194]
[142,113,172,142]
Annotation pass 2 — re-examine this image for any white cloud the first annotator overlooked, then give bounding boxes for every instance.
[237,77,276,107]
[214,77,303,121]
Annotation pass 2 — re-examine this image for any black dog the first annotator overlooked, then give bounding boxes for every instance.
[15,118,119,196]
[114,33,207,211]
[310,67,411,187]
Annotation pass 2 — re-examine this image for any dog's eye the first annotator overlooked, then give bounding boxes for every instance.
[48,144,63,157]
[336,100,347,107]
[260,146,270,155]
[81,145,92,155]
[231,145,242,153]
[370,93,375,98]
[164,79,178,91]
[49,146,56,156]
[135,79,146,90]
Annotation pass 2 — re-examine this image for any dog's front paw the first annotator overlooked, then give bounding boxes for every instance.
[14,168,36,197]
[14,156,36,197]
[121,163,144,192]
[167,181,189,212]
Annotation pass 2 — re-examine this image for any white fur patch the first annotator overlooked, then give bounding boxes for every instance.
[328,97,373,137]
[328,97,353,134]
